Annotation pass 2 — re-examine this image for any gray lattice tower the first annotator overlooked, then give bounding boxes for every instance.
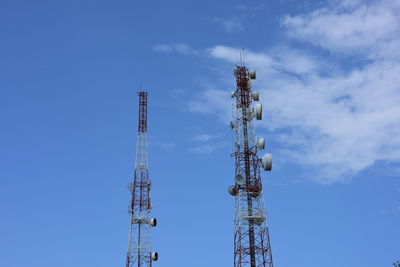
[228,66,274,267]
[126,91,158,267]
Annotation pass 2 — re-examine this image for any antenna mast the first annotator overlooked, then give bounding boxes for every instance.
[126,91,158,267]
[229,65,274,267]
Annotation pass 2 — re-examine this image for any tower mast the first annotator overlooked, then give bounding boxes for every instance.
[228,66,274,267]
[126,91,158,267]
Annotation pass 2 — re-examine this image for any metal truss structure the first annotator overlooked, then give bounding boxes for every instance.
[229,65,274,267]
[126,91,158,267]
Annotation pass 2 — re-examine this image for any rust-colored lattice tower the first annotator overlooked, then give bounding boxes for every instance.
[126,91,158,267]
[228,65,274,267]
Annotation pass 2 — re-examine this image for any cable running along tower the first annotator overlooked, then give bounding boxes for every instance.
[126,91,158,267]
[228,63,274,267]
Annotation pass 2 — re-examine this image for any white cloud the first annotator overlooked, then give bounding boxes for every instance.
[213,17,244,33]
[208,45,273,67]
[189,141,227,155]
[191,0,400,183]
[337,0,362,8]
[152,44,173,53]
[208,45,324,75]
[235,3,266,12]
[150,141,177,149]
[153,43,199,56]
[189,88,232,122]
[381,204,400,215]
[192,134,220,142]
[189,132,227,154]
[212,4,266,33]
[282,0,400,59]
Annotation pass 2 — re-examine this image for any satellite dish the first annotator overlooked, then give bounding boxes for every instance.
[249,69,256,80]
[261,154,272,171]
[258,138,265,149]
[247,79,252,89]
[228,185,238,196]
[150,218,157,227]
[151,252,158,261]
[230,91,235,98]
[252,91,259,101]
[235,174,245,185]
[255,103,262,120]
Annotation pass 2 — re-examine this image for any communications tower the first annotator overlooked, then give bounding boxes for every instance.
[228,64,274,267]
[126,91,158,267]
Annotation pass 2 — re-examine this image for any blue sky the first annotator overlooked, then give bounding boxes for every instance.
[1,0,399,266]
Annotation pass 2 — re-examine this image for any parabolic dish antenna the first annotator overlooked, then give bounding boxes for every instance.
[235,174,245,185]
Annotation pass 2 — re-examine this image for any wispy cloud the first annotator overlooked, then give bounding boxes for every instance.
[208,45,324,74]
[234,3,266,12]
[188,88,232,123]
[189,132,227,155]
[189,141,227,155]
[192,134,220,142]
[212,3,266,33]
[282,0,400,59]
[208,45,273,67]
[150,140,177,149]
[381,204,400,215]
[190,0,400,183]
[213,17,244,33]
[153,43,199,56]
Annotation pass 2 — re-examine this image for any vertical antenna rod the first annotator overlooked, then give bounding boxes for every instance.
[126,91,158,267]
[228,65,274,267]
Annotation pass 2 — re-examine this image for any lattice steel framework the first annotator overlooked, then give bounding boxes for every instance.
[126,91,157,267]
[230,66,274,267]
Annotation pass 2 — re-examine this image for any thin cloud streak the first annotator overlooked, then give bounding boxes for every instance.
[212,3,266,33]
[153,43,200,56]
[213,17,244,33]
[192,134,220,142]
[189,141,227,155]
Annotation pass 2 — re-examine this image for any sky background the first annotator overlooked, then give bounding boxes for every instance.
[1,0,399,266]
